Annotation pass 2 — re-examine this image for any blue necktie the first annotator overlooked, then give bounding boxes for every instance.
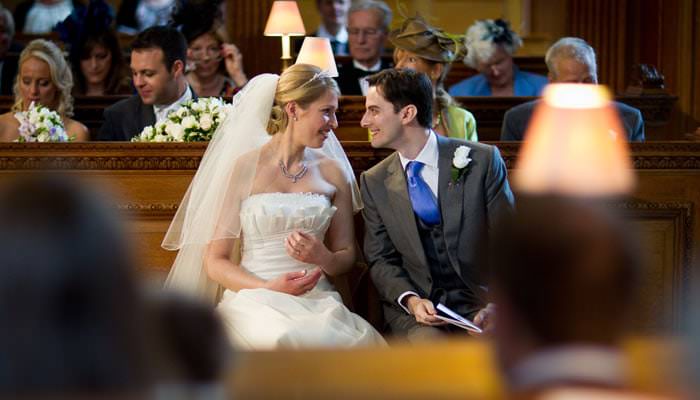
[406,161,441,226]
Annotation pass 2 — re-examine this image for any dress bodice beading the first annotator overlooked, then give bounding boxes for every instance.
[238,192,337,282]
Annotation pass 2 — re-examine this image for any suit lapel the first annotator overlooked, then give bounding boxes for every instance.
[385,154,428,268]
[140,99,156,130]
[437,135,466,274]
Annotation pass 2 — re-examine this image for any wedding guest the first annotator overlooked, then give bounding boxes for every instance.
[391,15,477,141]
[14,0,85,34]
[335,0,392,95]
[314,0,351,55]
[0,6,24,95]
[501,37,646,142]
[0,39,89,141]
[56,0,132,96]
[360,69,514,342]
[491,197,640,396]
[99,26,194,141]
[116,0,176,35]
[173,0,248,97]
[448,19,547,97]
[0,174,152,395]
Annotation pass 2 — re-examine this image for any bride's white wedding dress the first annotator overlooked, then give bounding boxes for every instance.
[216,192,386,349]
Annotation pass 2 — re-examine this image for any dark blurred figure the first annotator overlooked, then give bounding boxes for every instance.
[116,0,176,35]
[172,0,248,97]
[0,174,151,396]
[150,292,232,399]
[0,5,23,96]
[56,0,132,96]
[14,0,85,34]
[314,0,350,55]
[491,196,640,397]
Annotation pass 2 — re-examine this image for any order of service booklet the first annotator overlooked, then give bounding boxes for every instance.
[435,303,483,334]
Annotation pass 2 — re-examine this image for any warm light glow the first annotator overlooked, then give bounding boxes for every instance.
[514,84,635,197]
[295,37,339,77]
[544,84,610,109]
[264,1,306,37]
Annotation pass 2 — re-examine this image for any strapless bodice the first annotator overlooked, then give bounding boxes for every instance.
[239,192,337,282]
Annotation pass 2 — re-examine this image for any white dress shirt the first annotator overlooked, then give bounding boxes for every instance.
[24,0,73,34]
[316,24,348,56]
[353,59,382,95]
[153,86,192,124]
[396,131,440,314]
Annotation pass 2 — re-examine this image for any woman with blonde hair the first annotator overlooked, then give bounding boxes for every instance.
[390,15,477,141]
[163,63,385,349]
[0,39,89,141]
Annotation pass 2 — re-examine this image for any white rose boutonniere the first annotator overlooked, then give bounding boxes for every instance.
[451,145,472,184]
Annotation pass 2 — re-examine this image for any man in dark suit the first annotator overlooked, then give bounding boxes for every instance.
[0,6,23,96]
[501,37,645,142]
[99,26,194,141]
[360,69,514,341]
[335,0,392,95]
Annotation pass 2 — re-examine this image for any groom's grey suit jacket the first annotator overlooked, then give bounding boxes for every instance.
[360,134,514,334]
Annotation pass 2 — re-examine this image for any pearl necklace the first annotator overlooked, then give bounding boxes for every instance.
[278,160,308,183]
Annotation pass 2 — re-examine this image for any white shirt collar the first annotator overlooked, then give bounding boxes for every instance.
[153,85,192,123]
[508,346,626,391]
[353,58,382,72]
[399,130,439,171]
[317,24,348,43]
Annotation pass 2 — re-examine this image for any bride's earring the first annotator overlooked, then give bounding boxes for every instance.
[293,115,298,121]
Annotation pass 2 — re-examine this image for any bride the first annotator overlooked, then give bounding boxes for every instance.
[162,64,386,349]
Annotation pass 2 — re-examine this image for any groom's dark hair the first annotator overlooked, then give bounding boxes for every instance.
[366,68,433,128]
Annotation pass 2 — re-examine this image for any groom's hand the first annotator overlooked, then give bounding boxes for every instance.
[264,268,323,296]
[406,296,447,326]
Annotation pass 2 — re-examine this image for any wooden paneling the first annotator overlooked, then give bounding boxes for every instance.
[226,0,282,76]
[0,141,697,334]
[567,0,628,93]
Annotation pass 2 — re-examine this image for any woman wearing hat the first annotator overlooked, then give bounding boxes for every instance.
[390,16,477,141]
[448,19,547,97]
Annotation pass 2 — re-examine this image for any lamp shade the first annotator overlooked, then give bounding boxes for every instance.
[264,1,306,36]
[513,84,635,197]
[295,37,339,77]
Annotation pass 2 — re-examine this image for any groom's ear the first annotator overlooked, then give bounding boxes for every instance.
[399,104,418,126]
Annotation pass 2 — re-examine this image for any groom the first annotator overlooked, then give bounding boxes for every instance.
[360,69,514,341]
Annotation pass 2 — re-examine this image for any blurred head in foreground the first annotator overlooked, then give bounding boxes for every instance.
[0,174,150,395]
[491,196,640,393]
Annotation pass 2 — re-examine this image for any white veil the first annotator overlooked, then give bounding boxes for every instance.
[162,73,361,303]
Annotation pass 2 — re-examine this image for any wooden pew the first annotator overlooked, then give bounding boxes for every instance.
[228,338,686,399]
[0,141,696,335]
[0,91,677,141]
[336,94,678,141]
[336,55,549,89]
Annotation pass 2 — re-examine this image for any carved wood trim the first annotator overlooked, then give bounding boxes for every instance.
[0,142,699,171]
[117,203,180,218]
[619,200,694,331]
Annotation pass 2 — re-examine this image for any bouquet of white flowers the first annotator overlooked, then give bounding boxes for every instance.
[132,97,229,142]
[14,102,71,142]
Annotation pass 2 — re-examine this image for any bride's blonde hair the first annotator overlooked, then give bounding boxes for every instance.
[267,64,340,135]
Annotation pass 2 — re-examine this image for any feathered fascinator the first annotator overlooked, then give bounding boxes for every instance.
[170,0,224,43]
[463,18,523,68]
[55,0,114,48]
